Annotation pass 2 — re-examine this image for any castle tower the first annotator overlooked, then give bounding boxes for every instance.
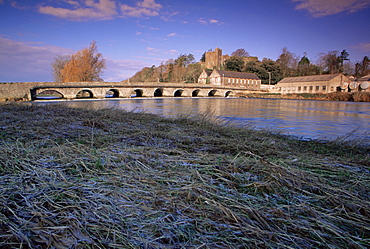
[205,47,223,70]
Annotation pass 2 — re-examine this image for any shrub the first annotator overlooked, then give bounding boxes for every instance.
[352,92,370,102]
[326,92,353,101]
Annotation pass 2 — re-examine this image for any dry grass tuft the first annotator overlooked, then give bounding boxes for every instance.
[0,103,369,248]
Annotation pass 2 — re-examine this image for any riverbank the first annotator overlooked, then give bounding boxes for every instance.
[243,91,370,102]
[1,103,369,248]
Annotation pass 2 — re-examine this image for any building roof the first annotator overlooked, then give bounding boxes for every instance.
[358,74,370,82]
[278,74,342,83]
[204,70,213,77]
[214,70,260,80]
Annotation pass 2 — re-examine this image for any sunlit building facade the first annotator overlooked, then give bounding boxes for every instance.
[275,74,352,93]
[198,69,261,89]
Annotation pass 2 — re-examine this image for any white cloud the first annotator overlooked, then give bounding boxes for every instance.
[64,1,81,7]
[167,32,178,37]
[137,24,159,30]
[197,18,223,25]
[137,0,162,10]
[0,37,73,82]
[37,0,163,21]
[197,18,207,24]
[120,0,162,18]
[39,0,117,21]
[292,0,370,17]
[146,46,160,52]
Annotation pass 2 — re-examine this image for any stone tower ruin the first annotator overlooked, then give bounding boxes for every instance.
[205,47,224,70]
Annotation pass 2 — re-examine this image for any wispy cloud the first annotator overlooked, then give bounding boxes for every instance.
[146,46,160,52]
[292,0,370,17]
[353,42,370,52]
[197,18,223,25]
[0,36,151,82]
[197,18,207,25]
[167,32,178,37]
[37,0,163,21]
[0,37,73,82]
[137,24,159,30]
[104,58,148,81]
[38,0,118,21]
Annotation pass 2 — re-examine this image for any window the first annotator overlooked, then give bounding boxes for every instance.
[304,86,307,91]
[316,86,320,91]
[309,86,313,91]
[298,86,301,91]
[322,86,326,91]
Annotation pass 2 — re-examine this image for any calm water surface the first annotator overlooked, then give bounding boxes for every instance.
[36,98,370,142]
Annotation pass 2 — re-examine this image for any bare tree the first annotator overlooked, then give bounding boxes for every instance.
[231,48,250,57]
[317,51,340,74]
[52,55,70,82]
[52,41,106,82]
[277,47,298,77]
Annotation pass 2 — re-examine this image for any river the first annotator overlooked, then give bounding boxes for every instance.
[34,98,370,142]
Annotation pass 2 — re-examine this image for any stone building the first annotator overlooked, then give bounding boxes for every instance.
[275,73,351,94]
[205,48,228,70]
[198,70,212,84]
[204,47,258,70]
[198,69,261,89]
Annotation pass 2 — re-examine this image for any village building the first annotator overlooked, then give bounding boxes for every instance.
[198,69,261,89]
[198,70,212,84]
[275,73,351,94]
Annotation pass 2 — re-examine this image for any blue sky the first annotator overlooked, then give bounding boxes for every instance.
[0,0,369,82]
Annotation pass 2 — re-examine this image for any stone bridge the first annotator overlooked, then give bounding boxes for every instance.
[0,81,262,101]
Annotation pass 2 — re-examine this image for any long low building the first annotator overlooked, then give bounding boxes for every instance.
[275,73,352,94]
[198,69,261,89]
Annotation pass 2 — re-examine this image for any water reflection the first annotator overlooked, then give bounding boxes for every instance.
[35,98,370,141]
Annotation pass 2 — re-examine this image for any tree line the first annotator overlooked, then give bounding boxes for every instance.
[125,47,370,84]
[52,42,369,84]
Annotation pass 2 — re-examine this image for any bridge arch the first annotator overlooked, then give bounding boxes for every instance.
[106,89,119,98]
[76,89,94,99]
[34,89,64,100]
[192,89,200,97]
[174,89,184,97]
[154,88,164,97]
[208,89,219,97]
[225,90,234,97]
[131,89,143,97]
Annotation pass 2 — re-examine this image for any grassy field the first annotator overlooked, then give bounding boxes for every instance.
[0,103,369,248]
